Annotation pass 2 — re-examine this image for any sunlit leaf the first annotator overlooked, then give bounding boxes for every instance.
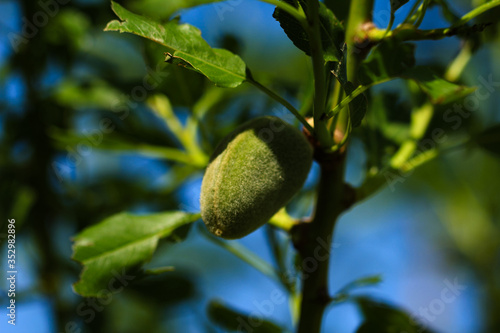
[72,211,200,296]
[105,1,246,88]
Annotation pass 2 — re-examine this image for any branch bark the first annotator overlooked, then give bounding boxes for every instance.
[296,150,349,333]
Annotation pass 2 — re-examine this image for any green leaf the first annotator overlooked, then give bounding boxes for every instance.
[208,300,285,333]
[355,297,435,333]
[402,67,477,104]
[72,211,200,297]
[273,0,344,62]
[105,1,246,88]
[475,124,500,157]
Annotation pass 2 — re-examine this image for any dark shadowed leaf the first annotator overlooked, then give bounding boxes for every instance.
[323,0,350,21]
[273,0,344,62]
[357,40,416,85]
[105,1,246,88]
[72,211,200,296]
[358,41,475,104]
[355,297,436,333]
[208,300,285,333]
[475,124,500,157]
[129,271,196,305]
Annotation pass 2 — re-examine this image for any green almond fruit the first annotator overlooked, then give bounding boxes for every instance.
[200,116,313,239]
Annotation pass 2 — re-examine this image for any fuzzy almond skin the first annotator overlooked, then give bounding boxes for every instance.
[200,116,313,239]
